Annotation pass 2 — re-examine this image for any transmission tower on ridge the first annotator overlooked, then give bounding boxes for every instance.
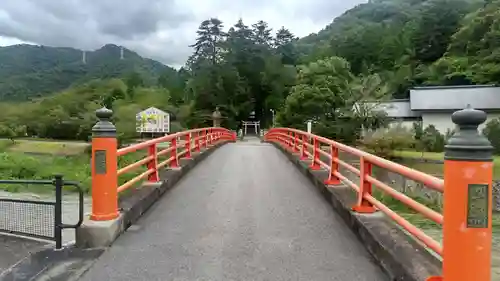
[120,46,124,60]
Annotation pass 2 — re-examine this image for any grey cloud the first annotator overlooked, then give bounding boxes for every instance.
[0,0,193,48]
[0,0,365,66]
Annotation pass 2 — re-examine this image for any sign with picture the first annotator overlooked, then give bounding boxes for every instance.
[136,107,170,133]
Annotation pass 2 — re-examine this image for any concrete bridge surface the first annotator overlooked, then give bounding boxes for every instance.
[79,138,387,280]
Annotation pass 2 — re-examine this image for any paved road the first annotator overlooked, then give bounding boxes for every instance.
[80,138,387,281]
[0,235,48,273]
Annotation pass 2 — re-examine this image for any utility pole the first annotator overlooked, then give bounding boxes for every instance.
[270,109,275,127]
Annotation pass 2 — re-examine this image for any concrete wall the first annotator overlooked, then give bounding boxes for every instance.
[421,111,500,134]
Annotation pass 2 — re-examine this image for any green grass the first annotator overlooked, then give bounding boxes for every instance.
[0,152,91,193]
[0,149,147,194]
[0,139,14,151]
[6,139,89,155]
[0,138,178,195]
[396,150,500,164]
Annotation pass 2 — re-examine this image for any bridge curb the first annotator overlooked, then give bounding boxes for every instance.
[269,142,442,281]
[75,140,232,249]
[0,246,104,281]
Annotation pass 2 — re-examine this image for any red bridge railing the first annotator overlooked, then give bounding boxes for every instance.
[265,128,444,251]
[264,106,494,281]
[88,107,235,222]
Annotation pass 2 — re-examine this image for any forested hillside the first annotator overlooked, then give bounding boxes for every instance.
[297,0,489,97]
[0,44,176,101]
[2,0,500,146]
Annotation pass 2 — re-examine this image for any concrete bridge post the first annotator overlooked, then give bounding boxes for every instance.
[436,106,494,281]
[90,107,119,221]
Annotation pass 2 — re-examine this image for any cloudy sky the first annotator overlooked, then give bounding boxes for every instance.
[0,0,365,67]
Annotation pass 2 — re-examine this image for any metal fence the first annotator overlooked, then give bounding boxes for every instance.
[0,175,83,249]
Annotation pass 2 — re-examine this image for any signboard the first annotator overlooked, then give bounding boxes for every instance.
[136,107,170,133]
[467,183,489,228]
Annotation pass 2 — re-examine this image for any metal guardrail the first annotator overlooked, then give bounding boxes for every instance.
[0,175,84,249]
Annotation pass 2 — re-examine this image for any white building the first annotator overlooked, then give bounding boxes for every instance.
[369,85,500,134]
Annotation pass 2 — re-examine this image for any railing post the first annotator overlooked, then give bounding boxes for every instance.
[54,174,63,249]
[195,131,201,152]
[432,106,493,281]
[293,133,298,153]
[310,137,321,170]
[300,134,308,160]
[147,143,159,182]
[185,132,192,159]
[352,156,375,213]
[204,129,208,148]
[90,107,119,221]
[324,145,340,185]
[170,136,179,168]
[204,130,208,147]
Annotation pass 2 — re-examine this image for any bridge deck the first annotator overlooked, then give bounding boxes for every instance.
[81,138,386,281]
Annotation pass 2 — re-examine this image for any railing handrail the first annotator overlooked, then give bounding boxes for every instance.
[266,115,496,281]
[89,110,237,223]
[117,127,227,156]
[265,127,444,254]
[270,127,444,191]
[116,127,233,193]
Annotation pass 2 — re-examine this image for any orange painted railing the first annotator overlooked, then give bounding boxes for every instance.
[264,114,493,281]
[265,128,444,252]
[89,108,236,223]
[115,128,233,193]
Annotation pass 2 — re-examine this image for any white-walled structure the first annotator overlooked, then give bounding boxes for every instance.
[367,85,500,134]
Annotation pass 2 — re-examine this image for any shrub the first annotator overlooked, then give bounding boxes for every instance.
[483,118,500,154]
[421,125,445,152]
[412,122,424,141]
[360,125,415,159]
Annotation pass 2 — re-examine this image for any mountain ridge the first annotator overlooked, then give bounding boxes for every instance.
[0,43,175,101]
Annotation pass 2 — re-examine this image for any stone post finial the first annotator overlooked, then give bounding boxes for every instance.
[212,107,222,127]
[445,106,493,161]
[92,107,116,137]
